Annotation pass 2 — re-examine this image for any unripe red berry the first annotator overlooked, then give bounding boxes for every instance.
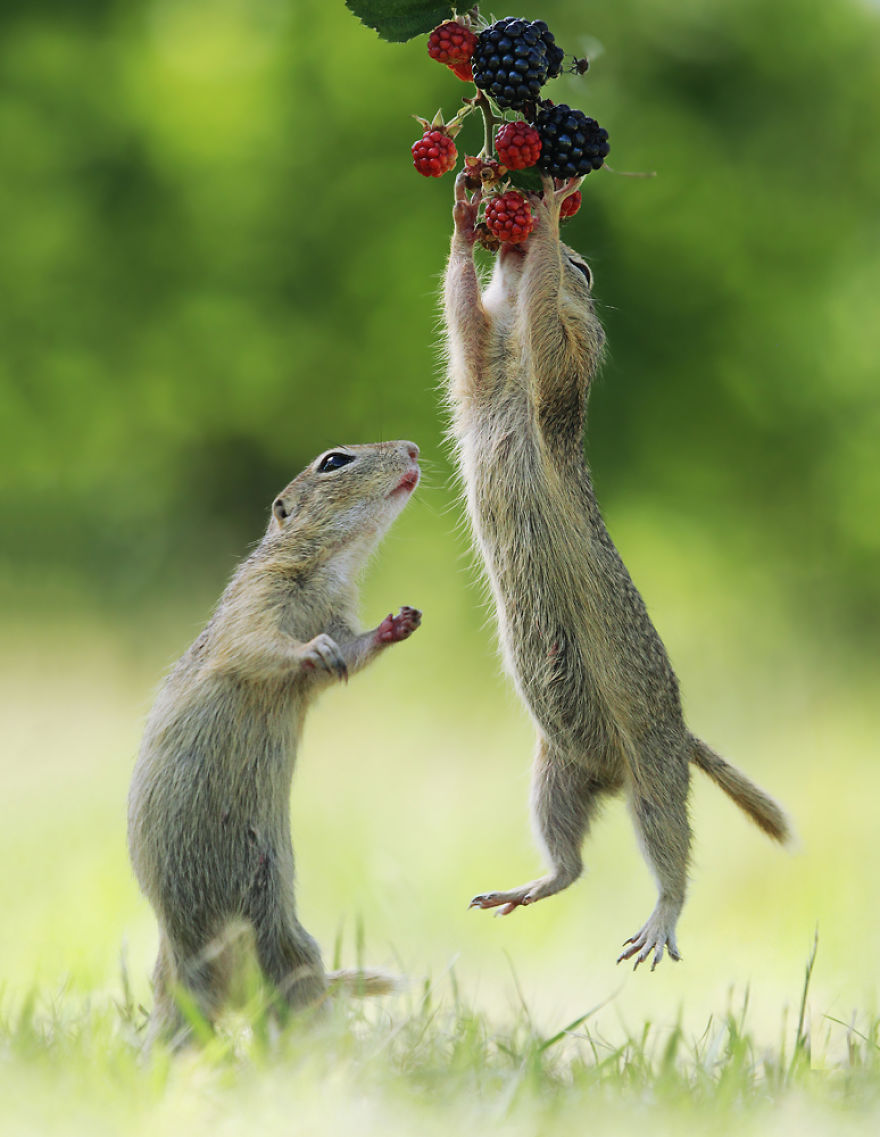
[412,129,458,177]
[428,20,478,66]
[495,121,542,170]
[485,190,535,244]
[560,189,582,219]
[447,59,474,82]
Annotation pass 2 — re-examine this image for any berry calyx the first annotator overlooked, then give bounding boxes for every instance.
[559,190,582,219]
[535,103,610,178]
[412,129,458,177]
[462,154,507,193]
[474,221,501,253]
[495,120,542,170]
[428,20,478,67]
[485,190,535,244]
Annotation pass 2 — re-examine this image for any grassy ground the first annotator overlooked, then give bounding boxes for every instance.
[2,949,878,1136]
[1,507,878,1133]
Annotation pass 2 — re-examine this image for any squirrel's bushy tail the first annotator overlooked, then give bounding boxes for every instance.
[689,735,791,845]
[326,969,405,998]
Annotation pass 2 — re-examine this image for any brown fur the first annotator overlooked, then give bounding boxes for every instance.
[443,174,790,968]
[128,441,421,1044]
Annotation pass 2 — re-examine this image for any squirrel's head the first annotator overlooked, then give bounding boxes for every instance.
[487,234,593,310]
[559,241,594,300]
[267,440,420,562]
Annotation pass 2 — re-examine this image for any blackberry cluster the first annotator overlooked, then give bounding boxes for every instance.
[535,104,610,178]
[471,17,564,110]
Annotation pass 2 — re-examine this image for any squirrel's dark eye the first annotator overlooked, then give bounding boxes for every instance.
[569,259,592,287]
[317,452,355,474]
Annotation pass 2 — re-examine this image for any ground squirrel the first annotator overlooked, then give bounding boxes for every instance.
[443,173,790,968]
[128,440,421,1043]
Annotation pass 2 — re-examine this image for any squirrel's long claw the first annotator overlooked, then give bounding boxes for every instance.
[556,176,584,201]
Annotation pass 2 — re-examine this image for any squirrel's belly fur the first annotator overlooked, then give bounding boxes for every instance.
[456,410,682,762]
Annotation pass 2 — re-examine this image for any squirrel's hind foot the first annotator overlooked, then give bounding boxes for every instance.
[617,904,682,971]
[469,869,578,917]
[469,887,533,917]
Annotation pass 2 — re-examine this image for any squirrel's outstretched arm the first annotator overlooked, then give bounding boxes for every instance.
[444,174,491,401]
[518,177,587,342]
[324,607,423,682]
[206,607,421,685]
[518,177,603,437]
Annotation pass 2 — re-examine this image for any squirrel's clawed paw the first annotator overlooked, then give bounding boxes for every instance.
[532,174,583,228]
[452,173,481,240]
[617,911,682,971]
[469,883,540,916]
[377,606,422,644]
[299,633,349,682]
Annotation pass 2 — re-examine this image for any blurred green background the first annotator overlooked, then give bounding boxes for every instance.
[1,0,879,1053]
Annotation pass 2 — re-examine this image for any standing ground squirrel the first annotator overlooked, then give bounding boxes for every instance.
[443,173,790,968]
[128,441,421,1044]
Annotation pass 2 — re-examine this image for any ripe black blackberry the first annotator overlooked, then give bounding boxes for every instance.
[532,19,565,78]
[535,103,610,178]
[471,17,564,110]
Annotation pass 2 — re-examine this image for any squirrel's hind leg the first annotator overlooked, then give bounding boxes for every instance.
[145,927,232,1049]
[469,737,604,915]
[619,734,691,969]
[250,893,326,1013]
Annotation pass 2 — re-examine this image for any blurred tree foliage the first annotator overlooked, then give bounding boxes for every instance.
[0,0,878,630]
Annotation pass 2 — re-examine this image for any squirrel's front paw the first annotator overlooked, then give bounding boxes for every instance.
[299,633,348,682]
[453,173,480,240]
[534,174,582,227]
[376,607,422,645]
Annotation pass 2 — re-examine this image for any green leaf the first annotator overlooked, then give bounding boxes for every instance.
[344,0,456,43]
[508,168,544,195]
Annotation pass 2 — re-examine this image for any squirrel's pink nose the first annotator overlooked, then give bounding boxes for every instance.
[406,443,419,461]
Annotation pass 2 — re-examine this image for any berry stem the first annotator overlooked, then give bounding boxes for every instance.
[472,88,502,158]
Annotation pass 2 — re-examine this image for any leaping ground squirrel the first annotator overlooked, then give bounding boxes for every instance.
[128,441,421,1043]
[443,174,790,968]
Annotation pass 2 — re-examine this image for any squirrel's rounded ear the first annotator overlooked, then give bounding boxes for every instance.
[272,498,289,523]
